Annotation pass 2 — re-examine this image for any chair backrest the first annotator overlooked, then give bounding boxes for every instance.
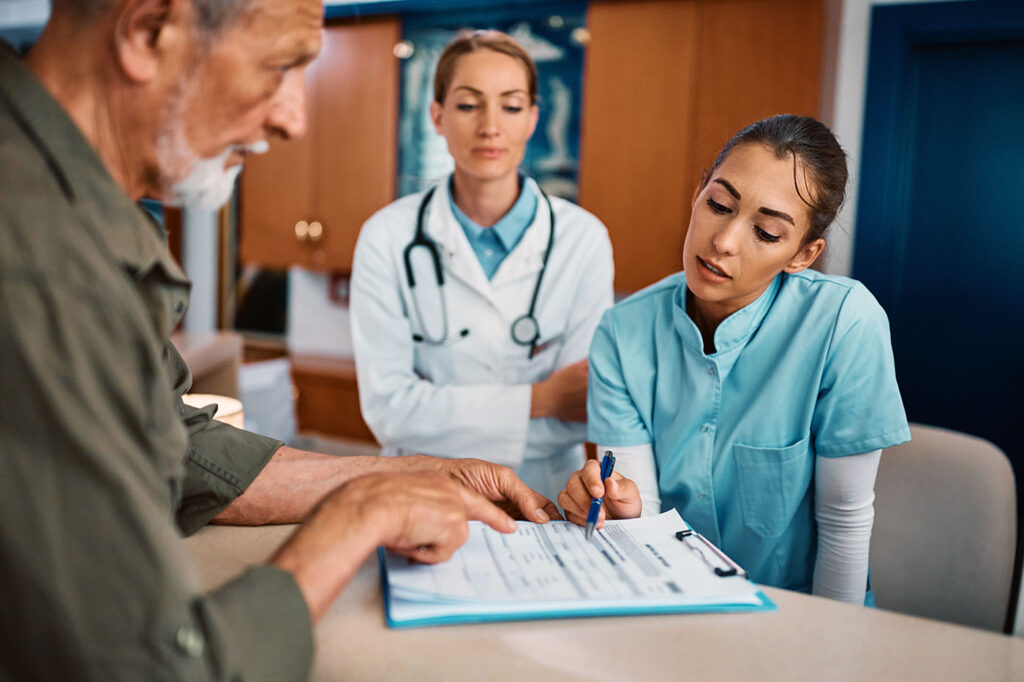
[870,423,1017,632]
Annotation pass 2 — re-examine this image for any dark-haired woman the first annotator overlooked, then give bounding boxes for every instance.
[558,115,910,603]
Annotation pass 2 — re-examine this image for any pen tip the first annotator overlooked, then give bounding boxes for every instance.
[584,523,594,541]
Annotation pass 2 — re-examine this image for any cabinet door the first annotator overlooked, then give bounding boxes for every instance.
[579,0,824,293]
[238,94,316,267]
[314,17,400,271]
[239,17,400,271]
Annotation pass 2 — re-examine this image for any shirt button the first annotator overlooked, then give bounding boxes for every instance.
[698,492,708,500]
[484,249,494,258]
[174,301,185,314]
[175,625,205,658]
[707,366,715,376]
[701,423,712,433]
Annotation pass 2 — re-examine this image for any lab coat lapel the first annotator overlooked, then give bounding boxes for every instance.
[490,180,548,290]
[423,191,495,304]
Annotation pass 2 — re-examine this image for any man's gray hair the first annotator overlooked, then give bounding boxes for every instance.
[53,0,255,35]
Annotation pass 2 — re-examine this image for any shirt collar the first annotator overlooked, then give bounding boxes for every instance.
[446,174,538,251]
[673,272,782,356]
[0,41,186,283]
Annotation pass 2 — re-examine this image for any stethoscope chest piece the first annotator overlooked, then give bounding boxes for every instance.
[511,314,541,346]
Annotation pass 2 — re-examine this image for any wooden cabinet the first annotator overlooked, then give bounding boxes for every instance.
[291,355,376,443]
[239,17,400,271]
[578,0,825,293]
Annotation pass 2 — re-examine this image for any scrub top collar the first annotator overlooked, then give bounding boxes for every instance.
[446,173,537,253]
[673,272,783,357]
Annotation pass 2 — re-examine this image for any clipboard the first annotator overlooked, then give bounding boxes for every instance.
[379,510,775,629]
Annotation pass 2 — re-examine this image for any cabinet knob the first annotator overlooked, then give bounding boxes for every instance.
[308,221,324,243]
[295,220,309,240]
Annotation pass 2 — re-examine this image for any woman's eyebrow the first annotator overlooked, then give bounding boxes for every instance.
[759,207,795,225]
[713,178,741,199]
[713,178,795,226]
[452,86,528,97]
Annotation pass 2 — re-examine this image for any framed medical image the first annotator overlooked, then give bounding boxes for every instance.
[396,2,587,200]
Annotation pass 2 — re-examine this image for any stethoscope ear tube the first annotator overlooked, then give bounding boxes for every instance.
[405,182,555,355]
[511,187,555,351]
[404,186,440,289]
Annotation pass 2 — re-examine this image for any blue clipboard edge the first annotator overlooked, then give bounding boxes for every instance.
[377,548,776,630]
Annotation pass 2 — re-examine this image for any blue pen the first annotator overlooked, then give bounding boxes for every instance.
[584,450,616,541]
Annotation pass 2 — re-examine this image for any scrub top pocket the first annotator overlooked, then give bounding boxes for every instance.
[733,435,813,540]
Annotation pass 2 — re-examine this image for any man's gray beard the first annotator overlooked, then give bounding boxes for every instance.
[155,79,263,211]
[162,145,244,211]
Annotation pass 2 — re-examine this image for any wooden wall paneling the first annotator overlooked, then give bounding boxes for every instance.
[579,0,825,294]
[314,17,400,272]
[578,0,701,293]
[689,0,825,177]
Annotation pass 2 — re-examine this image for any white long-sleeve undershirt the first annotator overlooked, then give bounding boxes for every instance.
[812,449,881,604]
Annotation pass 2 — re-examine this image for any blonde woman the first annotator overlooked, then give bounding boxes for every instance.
[351,31,613,502]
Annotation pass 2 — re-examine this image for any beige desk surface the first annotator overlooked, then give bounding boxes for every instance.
[186,525,1024,682]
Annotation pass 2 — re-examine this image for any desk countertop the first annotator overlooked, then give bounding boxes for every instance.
[186,524,1024,682]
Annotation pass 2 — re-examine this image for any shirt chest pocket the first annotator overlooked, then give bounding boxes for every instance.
[733,435,813,539]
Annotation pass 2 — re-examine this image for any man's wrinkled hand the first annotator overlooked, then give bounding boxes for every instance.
[436,458,562,524]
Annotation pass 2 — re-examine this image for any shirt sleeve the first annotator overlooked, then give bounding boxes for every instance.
[162,338,283,535]
[813,283,912,457]
[350,212,532,466]
[0,275,312,681]
[812,450,881,604]
[526,214,614,454]
[586,309,653,447]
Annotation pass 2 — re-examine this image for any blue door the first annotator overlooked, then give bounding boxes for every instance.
[855,0,1024,624]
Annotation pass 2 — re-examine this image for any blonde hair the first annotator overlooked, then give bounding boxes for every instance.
[433,30,538,105]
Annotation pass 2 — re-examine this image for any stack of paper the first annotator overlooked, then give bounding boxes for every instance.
[380,509,775,628]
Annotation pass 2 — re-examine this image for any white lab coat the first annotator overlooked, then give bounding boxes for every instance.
[350,176,614,502]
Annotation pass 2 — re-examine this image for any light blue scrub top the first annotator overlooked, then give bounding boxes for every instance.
[587,270,911,592]
[447,176,537,280]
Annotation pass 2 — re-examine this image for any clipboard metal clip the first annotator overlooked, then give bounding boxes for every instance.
[675,529,749,579]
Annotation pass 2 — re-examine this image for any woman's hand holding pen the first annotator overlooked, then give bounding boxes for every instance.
[530,359,589,422]
[558,458,643,528]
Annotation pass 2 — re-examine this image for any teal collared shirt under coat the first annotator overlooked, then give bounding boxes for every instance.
[587,270,911,592]
[447,175,537,280]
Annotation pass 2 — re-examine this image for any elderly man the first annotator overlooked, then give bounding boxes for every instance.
[0,0,560,679]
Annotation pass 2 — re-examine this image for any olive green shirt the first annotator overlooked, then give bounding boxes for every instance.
[0,43,313,680]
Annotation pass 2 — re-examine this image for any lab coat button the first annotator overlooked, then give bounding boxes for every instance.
[175,625,205,658]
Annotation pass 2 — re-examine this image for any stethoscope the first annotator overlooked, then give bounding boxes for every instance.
[403,183,556,358]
